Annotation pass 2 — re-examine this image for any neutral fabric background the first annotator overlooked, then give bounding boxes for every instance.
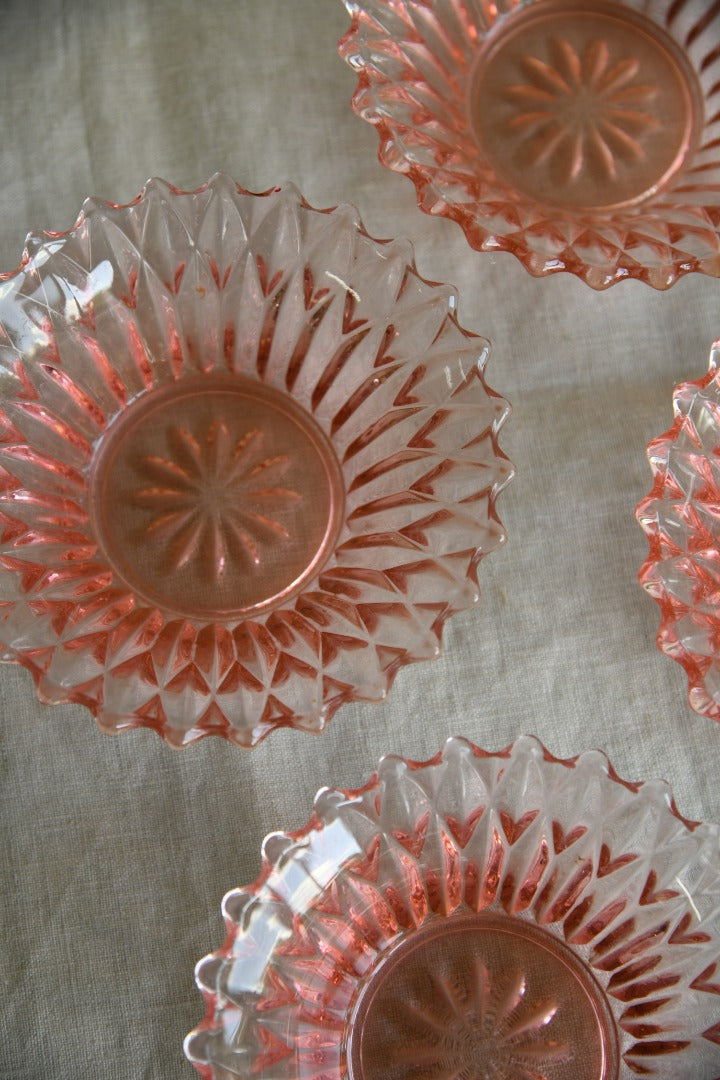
[1,1,719,1077]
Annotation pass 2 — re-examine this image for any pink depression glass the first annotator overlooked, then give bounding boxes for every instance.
[0,175,512,748]
[185,734,720,1078]
[636,343,720,721]
[339,0,720,289]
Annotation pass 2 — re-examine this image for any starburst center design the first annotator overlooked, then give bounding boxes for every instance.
[506,38,659,184]
[347,917,597,1080]
[89,373,344,620]
[135,419,299,581]
[469,5,698,213]
[392,962,569,1080]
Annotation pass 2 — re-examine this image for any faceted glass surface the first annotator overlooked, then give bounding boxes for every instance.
[0,176,512,747]
[339,0,720,288]
[185,735,720,1078]
[637,345,720,722]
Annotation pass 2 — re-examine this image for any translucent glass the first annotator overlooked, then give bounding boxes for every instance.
[185,735,720,1078]
[637,342,720,721]
[0,176,512,747]
[339,0,720,288]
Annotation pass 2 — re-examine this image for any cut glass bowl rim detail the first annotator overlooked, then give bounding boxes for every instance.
[338,0,720,289]
[185,733,720,1079]
[636,343,720,721]
[0,174,512,748]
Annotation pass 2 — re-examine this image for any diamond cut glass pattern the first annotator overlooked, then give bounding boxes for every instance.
[636,348,720,722]
[0,176,512,747]
[185,736,720,1078]
[339,0,720,288]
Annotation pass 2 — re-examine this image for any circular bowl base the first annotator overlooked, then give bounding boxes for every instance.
[347,912,619,1080]
[470,0,702,211]
[90,374,344,619]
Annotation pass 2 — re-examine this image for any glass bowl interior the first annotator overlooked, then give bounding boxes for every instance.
[185,734,720,1078]
[339,0,720,288]
[0,175,512,747]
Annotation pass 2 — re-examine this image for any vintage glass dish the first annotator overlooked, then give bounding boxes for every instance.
[185,734,720,1078]
[0,175,512,748]
[339,0,720,289]
[636,345,720,721]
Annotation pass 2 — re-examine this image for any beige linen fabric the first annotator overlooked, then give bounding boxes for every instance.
[1,1,719,1077]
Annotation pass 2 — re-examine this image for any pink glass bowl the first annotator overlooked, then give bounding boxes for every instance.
[636,345,720,721]
[185,734,720,1078]
[339,0,720,289]
[0,175,512,748]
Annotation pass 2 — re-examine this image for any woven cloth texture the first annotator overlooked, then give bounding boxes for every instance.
[1,2,718,1077]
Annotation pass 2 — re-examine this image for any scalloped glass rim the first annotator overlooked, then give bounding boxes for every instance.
[0,174,512,748]
[636,343,720,720]
[185,734,720,1079]
[338,0,720,289]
